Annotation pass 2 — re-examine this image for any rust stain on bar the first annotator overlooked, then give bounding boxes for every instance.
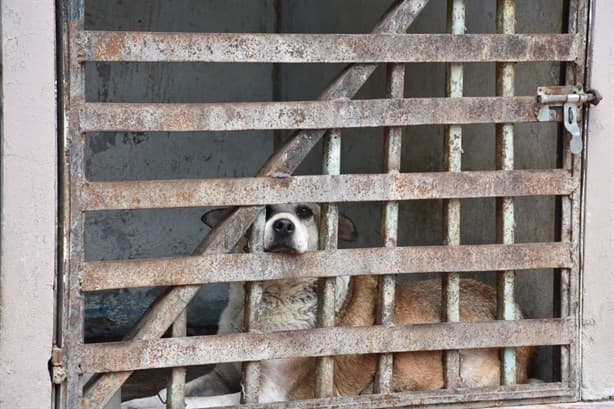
[167,310,187,409]
[81,243,573,292]
[64,1,88,408]
[80,97,550,132]
[442,0,465,389]
[80,170,576,211]
[316,130,341,397]
[78,31,580,63]
[557,0,588,393]
[496,0,518,387]
[79,319,571,373]
[241,211,265,403]
[218,383,573,409]
[566,0,590,395]
[375,62,405,394]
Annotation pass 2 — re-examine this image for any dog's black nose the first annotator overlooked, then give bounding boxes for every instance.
[273,218,295,236]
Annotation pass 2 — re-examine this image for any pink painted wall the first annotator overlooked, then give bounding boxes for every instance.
[582,0,614,401]
[0,1,57,408]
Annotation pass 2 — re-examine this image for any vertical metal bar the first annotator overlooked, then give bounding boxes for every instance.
[272,0,283,150]
[572,0,590,396]
[374,63,405,394]
[316,130,341,398]
[241,211,265,403]
[63,0,87,408]
[563,0,589,396]
[167,311,186,409]
[496,0,517,386]
[559,0,583,389]
[552,0,571,384]
[442,0,465,390]
[57,1,71,408]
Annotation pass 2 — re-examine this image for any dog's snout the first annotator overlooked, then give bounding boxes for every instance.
[273,218,295,236]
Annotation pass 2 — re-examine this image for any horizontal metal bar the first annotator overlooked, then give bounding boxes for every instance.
[228,383,573,409]
[80,96,555,132]
[77,31,579,63]
[81,169,575,211]
[81,242,572,291]
[80,318,571,373]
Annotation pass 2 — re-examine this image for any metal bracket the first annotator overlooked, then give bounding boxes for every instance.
[50,345,67,385]
[537,86,602,155]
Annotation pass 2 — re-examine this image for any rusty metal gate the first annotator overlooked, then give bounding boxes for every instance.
[56,0,596,408]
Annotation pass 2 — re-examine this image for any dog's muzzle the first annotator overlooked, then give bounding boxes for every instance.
[273,218,294,237]
[266,218,299,253]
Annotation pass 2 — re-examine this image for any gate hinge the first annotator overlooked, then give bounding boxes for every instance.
[50,345,67,385]
[537,86,602,155]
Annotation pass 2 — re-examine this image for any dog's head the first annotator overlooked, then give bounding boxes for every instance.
[201,203,358,254]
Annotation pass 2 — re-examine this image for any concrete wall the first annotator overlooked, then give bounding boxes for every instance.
[581,0,614,401]
[83,0,562,380]
[83,0,278,338]
[0,1,57,409]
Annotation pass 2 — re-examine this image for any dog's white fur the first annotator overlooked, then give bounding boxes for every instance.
[123,203,532,408]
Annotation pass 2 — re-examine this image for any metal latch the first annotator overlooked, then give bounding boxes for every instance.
[50,345,67,384]
[537,86,602,155]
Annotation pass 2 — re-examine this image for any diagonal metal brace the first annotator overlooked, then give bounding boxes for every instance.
[82,1,430,407]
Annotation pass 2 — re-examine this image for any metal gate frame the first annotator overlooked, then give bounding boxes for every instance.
[56,0,592,408]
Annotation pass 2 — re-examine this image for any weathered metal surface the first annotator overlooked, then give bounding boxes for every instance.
[217,383,573,409]
[316,130,341,398]
[64,0,591,407]
[82,286,210,409]
[537,85,599,105]
[564,0,589,397]
[61,1,88,409]
[167,310,186,409]
[241,211,265,403]
[81,170,576,211]
[80,96,550,132]
[558,0,577,389]
[77,31,580,63]
[551,0,588,396]
[442,0,464,389]
[496,0,518,387]
[375,63,405,394]
[81,243,572,292]
[80,319,571,373]
[80,2,432,406]
[58,1,74,407]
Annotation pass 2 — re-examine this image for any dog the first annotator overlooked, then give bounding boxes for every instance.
[122,203,532,408]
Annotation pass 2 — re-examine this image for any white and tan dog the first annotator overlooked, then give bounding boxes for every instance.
[123,203,532,408]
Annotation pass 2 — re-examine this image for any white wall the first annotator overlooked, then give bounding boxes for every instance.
[0,1,57,409]
[582,0,614,401]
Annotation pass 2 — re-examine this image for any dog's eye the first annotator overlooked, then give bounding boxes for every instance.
[296,205,313,219]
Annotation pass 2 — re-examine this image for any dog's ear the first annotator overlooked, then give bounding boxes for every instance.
[201,208,232,228]
[338,214,358,242]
